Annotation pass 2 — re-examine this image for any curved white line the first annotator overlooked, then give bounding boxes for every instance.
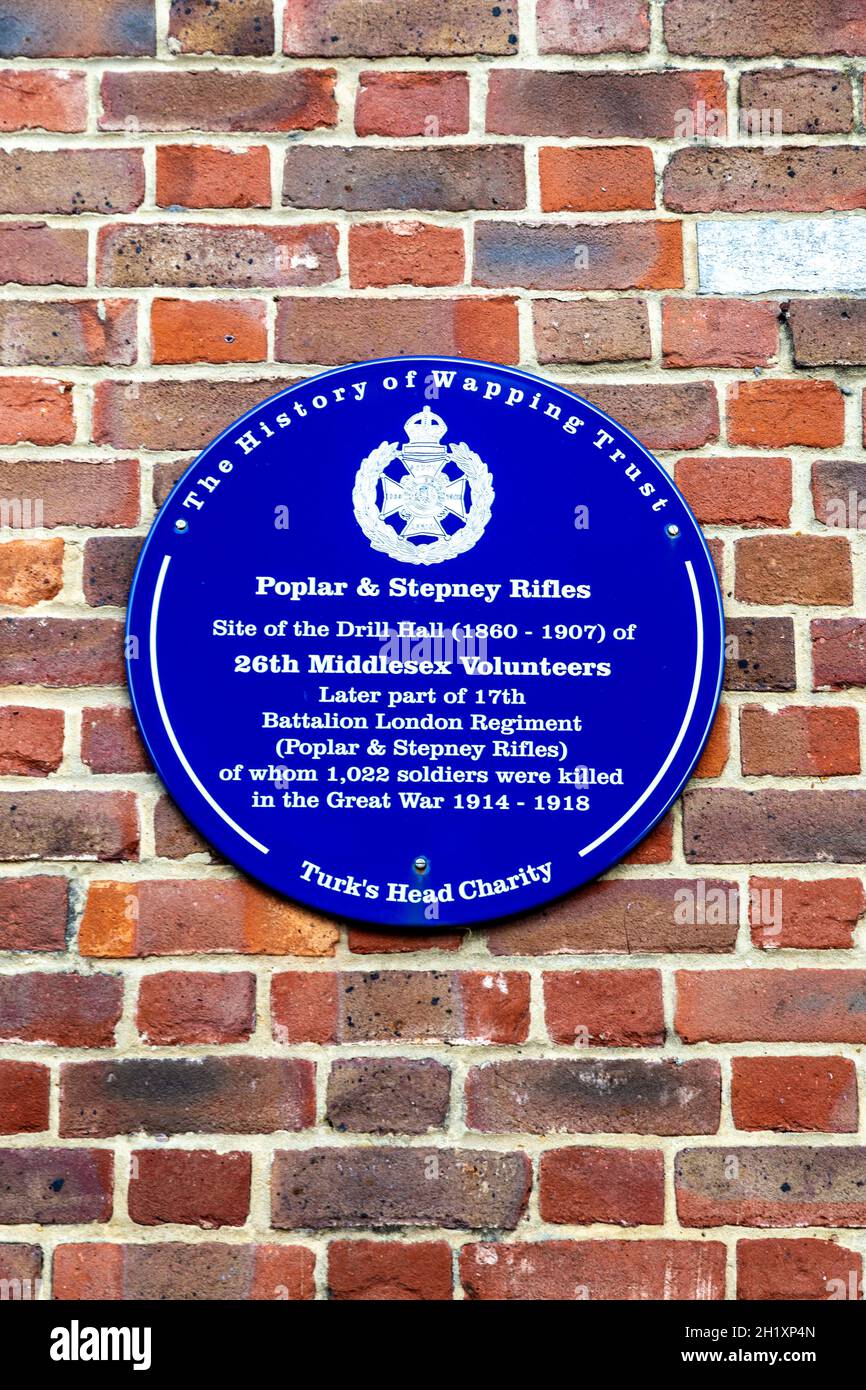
[150,554,269,855]
[578,559,704,859]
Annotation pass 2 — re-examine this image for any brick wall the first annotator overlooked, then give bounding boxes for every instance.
[1,0,866,1302]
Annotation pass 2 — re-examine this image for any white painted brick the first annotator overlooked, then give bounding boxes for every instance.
[697,217,866,294]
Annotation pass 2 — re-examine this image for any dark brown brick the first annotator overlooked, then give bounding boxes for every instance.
[282,146,525,211]
[739,68,853,134]
[0,875,68,952]
[534,298,651,364]
[0,618,124,686]
[0,972,122,1046]
[0,791,138,860]
[83,536,141,608]
[466,1059,721,1134]
[812,460,866,529]
[665,146,866,213]
[0,299,136,367]
[487,69,726,136]
[60,1057,314,1136]
[275,296,519,365]
[326,1058,450,1134]
[664,1,866,57]
[93,379,298,450]
[684,789,866,864]
[0,222,88,285]
[272,1147,530,1230]
[53,1241,314,1300]
[474,221,683,291]
[570,381,718,451]
[789,299,866,366]
[0,458,139,527]
[725,617,796,692]
[0,1147,112,1223]
[0,1,156,57]
[100,69,335,132]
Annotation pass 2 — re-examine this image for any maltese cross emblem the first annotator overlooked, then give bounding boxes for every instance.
[352,407,494,565]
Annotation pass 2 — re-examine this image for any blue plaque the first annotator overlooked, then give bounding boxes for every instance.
[127,357,724,928]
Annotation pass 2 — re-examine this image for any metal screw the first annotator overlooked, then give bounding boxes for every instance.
[174,518,189,534]
[666,524,680,538]
[413,856,429,873]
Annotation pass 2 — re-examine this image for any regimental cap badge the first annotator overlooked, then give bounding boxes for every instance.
[353,407,494,565]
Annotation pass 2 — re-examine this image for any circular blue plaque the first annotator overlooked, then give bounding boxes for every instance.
[127,357,724,928]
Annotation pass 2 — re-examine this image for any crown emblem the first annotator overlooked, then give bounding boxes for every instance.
[352,407,494,566]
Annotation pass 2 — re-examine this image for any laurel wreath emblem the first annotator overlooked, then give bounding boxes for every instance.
[352,439,495,566]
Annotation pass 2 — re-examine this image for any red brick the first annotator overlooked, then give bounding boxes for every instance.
[169,0,274,55]
[813,618,866,689]
[60,1057,315,1137]
[474,220,683,291]
[284,0,519,56]
[153,794,215,859]
[1,1,156,57]
[0,1061,50,1134]
[570,382,718,452]
[0,377,74,445]
[736,534,852,605]
[750,876,865,950]
[97,223,338,290]
[0,791,138,861]
[0,458,139,527]
[0,617,124,687]
[467,1059,720,1134]
[283,145,525,211]
[0,222,87,285]
[685,788,866,863]
[740,68,853,134]
[81,706,148,774]
[0,537,63,606]
[129,1149,251,1228]
[53,1242,314,1300]
[461,1239,725,1300]
[355,71,469,136]
[728,378,844,447]
[664,1,866,57]
[540,1147,664,1225]
[0,972,121,1046]
[667,145,866,212]
[151,298,267,364]
[737,1239,862,1301]
[272,1147,529,1230]
[624,813,674,865]
[271,969,529,1043]
[543,969,664,1045]
[676,1146,866,1228]
[79,879,337,958]
[349,222,464,288]
[156,144,271,209]
[328,1240,452,1300]
[346,925,462,954]
[675,456,791,527]
[789,298,866,366]
[677,969,866,1043]
[275,296,519,365]
[0,149,143,215]
[740,704,859,776]
[101,69,335,132]
[534,299,651,365]
[539,146,656,211]
[486,878,739,956]
[732,1056,857,1133]
[663,299,778,368]
[137,971,255,1044]
[537,0,649,53]
[488,69,726,136]
[0,1148,112,1223]
[0,705,63,774]
[0,876,68,952]
[0,69,86,132]
[93,378,299,450]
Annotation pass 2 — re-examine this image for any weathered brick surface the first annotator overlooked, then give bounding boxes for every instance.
[0,0,865,1304]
